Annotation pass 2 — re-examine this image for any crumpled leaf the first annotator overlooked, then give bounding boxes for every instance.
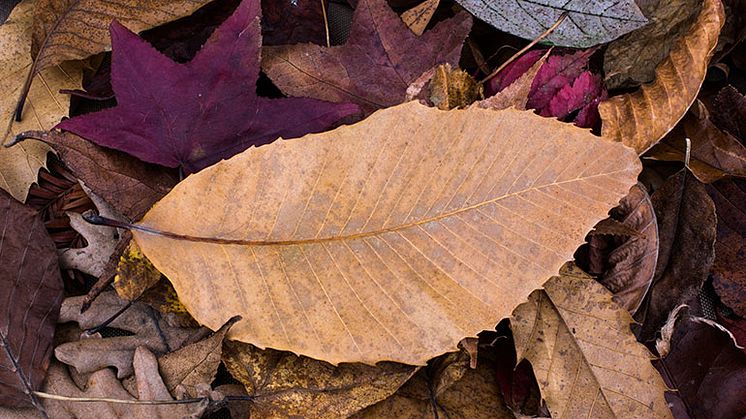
[0,0,81,201]
[647,100,746,183]
[635,170,717,341]
[603,0,702,89]
[13,130,178,221]
[16,0,219,116]
[59,185,125,278]
[38,355,207,418]
[262,0,472,116]
[598,0,725,154]
[706,179,746,317]
[353,348,515,418]
[57,0,359,174]
[55,292,204,379]
[511,263,672,419]
[0,190,63,409]
[114,240,163,302]
[654,315,746,419]
[128,101,640,366]
[454,0,647,48]
[428,64,483,110]
[158,316,239,399]
[222,340,416,417]
[574,183,658,314]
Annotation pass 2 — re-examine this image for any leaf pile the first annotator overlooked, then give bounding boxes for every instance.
[1,0,745,417]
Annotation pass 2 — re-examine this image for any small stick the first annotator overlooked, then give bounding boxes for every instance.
[321,0,331,48]
[32,391,254,405]
[480,13,567,84]
[84,297,140,335]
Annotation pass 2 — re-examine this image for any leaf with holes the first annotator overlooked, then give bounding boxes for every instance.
[0,190,63,410]
[122,101,641,365]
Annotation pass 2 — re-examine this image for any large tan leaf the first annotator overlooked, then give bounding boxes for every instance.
[14,0,214,119]
[512,263,672,418]
[598,0,725,154]
[0,0,81,201]
[131,101,640,365]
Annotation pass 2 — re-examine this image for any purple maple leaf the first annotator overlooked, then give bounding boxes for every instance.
[57,0,360,173]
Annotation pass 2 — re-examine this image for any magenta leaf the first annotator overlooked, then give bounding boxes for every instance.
[57,0,360,174]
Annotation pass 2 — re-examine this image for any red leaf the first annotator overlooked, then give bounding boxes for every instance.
[262,0,472,115]
[484,49,546,96]
[57,0,359,174]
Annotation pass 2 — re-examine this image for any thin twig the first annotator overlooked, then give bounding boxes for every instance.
[479,13,567,83]
[32,392,255,405]
[321,0,331,48]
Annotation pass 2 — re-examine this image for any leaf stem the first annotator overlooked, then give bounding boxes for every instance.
[31,391,254,405]
[480,13,567,84]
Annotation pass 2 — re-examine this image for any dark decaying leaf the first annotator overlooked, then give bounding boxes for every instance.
[0,190,63,410]
[574,183,658,315]
[261,0,328,45]
[453,0,647,47]
[655,315,746,419]
[712,85,746,141]
[262,0,472,115]
[635,170,717,342]
[57,0,359,174]
[222,340,416,418]
[706,179,746,317]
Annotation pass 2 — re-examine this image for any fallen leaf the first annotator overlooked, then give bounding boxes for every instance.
[484,49,547,97]
[222,340,416,417]
[57,0,359,173]
[711,84,746,141]
[13,130,178,221]
[511,263,672,418]
[38,355,208,418]
[706,179,746,317]
[401,0,440,36]
[428,64,483,110]
[16,0,219,116]
[158,316,239,399]
[261,0,328,45]
[477,51,549,111]
[262,0,472,115]
[635,170,717,341]
[647,100,746,183]
[598,0,725,154]
[353,348,515,418]
[0,190,63,409]
[114,240,163,302]
[492,323,544,416]
[574,184,658,314]
[128,101,641,365]
[454,0,647,47]
[0,0,82,201]
[654,315,746,419]
[55,292,205,378]
[603,0,702,89]
[59,185,124,278]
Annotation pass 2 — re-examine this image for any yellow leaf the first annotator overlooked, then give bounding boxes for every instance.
[132,101,640,365]
[512,263,672,418]
[114,240,163,302]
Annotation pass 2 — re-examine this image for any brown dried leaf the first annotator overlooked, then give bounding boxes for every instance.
[647,100,746,183]
[0,190,63,409]
[353,349,515,418]
[113,240,162,302]
[635,170,717,341]
[428,64,483,110]
[712,84,746,141]
[401,0,439,36]
[511,263,672,418]
[158,316,239,399]
[574,184,658,314]
[0,0,81,201]
[55,292,205,378]
[598,0,725,154]
[706,179,746,317]
[131,101,641,365]
[222,340,416,418]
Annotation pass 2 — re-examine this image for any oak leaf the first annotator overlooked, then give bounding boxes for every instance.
[454,0,647,47]
[222,340,416,417]
[511,263,672,418]
[0,0,82,201]
[0,190,63,409]
[124,101,641,365]
[261,0,472,116]
[598,0,725,154]
[57,0,360,174]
